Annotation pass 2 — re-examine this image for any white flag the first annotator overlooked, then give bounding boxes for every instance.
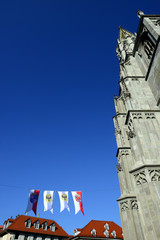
[58,191,70,212]
[43,190,54,214]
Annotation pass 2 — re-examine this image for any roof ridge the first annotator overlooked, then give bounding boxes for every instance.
[20,215,55,221]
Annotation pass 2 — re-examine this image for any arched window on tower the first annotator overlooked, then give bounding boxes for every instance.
[138,31,155,67]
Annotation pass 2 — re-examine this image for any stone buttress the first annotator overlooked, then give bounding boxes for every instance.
[113,11,160,240]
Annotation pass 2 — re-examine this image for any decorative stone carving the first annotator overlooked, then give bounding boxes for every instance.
[126,130,136,139]
[148,169,160,181]
[120,201,129,211]
[119,64,126,80]
[130,200,138,210]
[137,10,144,18]
[116,27,136,64]
[151,17,160,26]
[134,171,147,185]
[119,149,130,157]
[114,116,121,136]
[127,119,136,140]
[145,112,155,119]
[132,113,143,119]
[131,78,139,81]
[125,58,131,65]
[155,19,160,26]
[121,80,131,99]
[116,164,123,173]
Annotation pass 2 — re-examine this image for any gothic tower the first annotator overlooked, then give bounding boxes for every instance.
[113,11,160,240]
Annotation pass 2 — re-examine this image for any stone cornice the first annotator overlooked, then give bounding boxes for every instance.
[112,113,126,120]
[116,147,131,157]
[129,164,160,174]
[117,195,136,202]
[125,110,160,124]
[118,76,145,84]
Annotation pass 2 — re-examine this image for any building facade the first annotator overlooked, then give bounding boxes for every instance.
[0,215,69,240]
[113,11,160,240]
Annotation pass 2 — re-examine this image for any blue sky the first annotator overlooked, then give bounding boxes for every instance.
[0,0,160,235]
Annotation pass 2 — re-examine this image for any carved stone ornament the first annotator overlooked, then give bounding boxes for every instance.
[145,112,155,119]
[134,171,147,185]
[137,10,144,18]
[126,119,136,140]
[151,17,160,26]
[118,149,130,158]
[121,80,131,100]
[117,27,136,64]
[115,128,121,136]
[114,116,121,136]
[116,164,123,173]
[120,201,129,211]
[155,19,160,26]
[130,200,138,210]
[132,113,143,119]
[148,169,160,182]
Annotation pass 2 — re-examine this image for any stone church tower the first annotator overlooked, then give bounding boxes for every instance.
[113,11,160,240]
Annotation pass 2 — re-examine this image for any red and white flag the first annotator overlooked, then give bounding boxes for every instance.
[71,191,84,215]
[25,189,40,215]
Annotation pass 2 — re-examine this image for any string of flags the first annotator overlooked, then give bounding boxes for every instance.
[25,189,84,216]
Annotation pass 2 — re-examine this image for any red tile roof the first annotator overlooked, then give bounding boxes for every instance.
[0,226,3,232]
[73,220,123,239]
[0,215,69,237]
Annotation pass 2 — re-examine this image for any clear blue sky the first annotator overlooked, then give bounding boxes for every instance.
[0,0,160,235]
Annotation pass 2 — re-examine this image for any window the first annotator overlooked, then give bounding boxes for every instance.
[104,223,109,230]
[34,221,40,229]
[91,229,96,237]
[15,233,19,240]
[111,230,116,238]
[6,221,12,228]
[42,222,48,231]
[50,223,55,232]
[104,230,109,237]
[25,219,31,228]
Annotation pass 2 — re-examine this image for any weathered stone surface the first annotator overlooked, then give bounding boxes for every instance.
[114,12,160,240]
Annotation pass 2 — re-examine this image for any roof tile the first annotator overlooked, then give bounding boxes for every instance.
[1,215,68,237]
[74,220,123,239]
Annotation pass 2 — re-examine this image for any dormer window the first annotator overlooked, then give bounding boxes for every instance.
[91,229,96,237]
[42,221,48,230]
[25,219,31,228]
[3,223,6,230]
[6,220,12,228]
[50,223,56,232]
[104,223,109,230]
[104,230,109,237]
[111,230,116,238]
[34,220,40,229]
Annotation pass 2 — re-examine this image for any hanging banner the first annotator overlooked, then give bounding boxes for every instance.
[71,191,84,215]
[25,189,40,215]
[58,191,70,212]
[43,190,54,214]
